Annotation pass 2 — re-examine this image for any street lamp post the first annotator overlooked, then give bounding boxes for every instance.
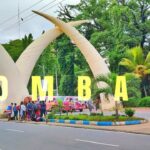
[54,48,59,96]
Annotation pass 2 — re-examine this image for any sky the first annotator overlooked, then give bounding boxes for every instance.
[0,0,80,43]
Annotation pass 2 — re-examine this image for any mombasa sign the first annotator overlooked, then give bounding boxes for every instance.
[0,11,128,111]
[0,75,128,101]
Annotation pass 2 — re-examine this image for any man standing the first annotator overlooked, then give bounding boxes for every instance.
[20,101,26,121]
[13,103,18,120]
[40,101,46,118]
[7,103,13,121]
[27,101,34,120]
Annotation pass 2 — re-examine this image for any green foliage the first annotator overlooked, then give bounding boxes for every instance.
[92,73,117,99]
[119,47,150,77]
[125,73,141,98]
[50,100,63,116]
[139,97,150,107]
[58,0,150,73]
[47,112,55,119]
[3,34,33,62]
[57,99,63,116]
[123,97,150,107]
[59,75,76,96]
[125,108,135,117]
[22,33,33,49]
[47,114,143,121]
[123,97,141,107]
[54,36,79,96]
[120,46,150,96]
[3,39,24,62]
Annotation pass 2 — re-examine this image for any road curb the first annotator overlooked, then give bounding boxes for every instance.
[49,119,147,126]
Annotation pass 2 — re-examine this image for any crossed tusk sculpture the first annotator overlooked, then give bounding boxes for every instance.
[0,11,115,112]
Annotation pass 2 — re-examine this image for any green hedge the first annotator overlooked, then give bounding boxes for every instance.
[139,97,150,107]
[47,114,143,121]
[123,97,150,107]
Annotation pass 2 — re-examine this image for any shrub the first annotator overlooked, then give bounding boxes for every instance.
[139,97,150,107]
[125,108,135,117]
[47,113,55,119]
[123,97,150,107]
[90,112,103,116]
[123,97,141,107]
[48,114,143,121]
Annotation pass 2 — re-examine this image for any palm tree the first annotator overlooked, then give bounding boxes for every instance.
[119,46,150,96]
[92,73,120,118]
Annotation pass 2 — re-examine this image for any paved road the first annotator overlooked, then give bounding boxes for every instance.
[0,122,150,150]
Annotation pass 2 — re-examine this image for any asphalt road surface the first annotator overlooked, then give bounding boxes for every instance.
[0,122,150,150]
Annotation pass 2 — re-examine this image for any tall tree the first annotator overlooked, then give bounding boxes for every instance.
[3,34,33,62]
[3,39,24,62]
[119,46,150,96]
[57,0,150,73]
[22,33,33,49]
[54,36,76,96]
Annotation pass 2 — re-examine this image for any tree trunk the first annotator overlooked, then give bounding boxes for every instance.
[99,94,103,114]
[99,103,103,115]
[143,85,148,97]
[115,101,119,119]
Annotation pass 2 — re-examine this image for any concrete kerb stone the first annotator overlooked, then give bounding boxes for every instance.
[49,119,147,126]
[0,118,147,126]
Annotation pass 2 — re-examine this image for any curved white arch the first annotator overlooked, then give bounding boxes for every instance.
[0,45,28,112]
[33,11,115,109]
[0,11,115,111]
[16,20,88,86]
[33,11,110,85]
[0,20,88,112]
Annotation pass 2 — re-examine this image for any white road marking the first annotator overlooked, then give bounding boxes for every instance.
[5,129,24,133]
[75,139,119,147]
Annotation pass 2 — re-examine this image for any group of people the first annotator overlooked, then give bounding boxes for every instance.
[6,101,47,121]
[5,96,102,121]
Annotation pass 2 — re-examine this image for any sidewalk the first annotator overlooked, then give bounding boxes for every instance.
[0,119,150,135]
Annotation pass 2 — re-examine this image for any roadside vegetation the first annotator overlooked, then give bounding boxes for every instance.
[47,113,143,122]
[123,97,150,107]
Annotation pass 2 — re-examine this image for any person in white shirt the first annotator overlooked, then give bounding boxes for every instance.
[20,101,26,121]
